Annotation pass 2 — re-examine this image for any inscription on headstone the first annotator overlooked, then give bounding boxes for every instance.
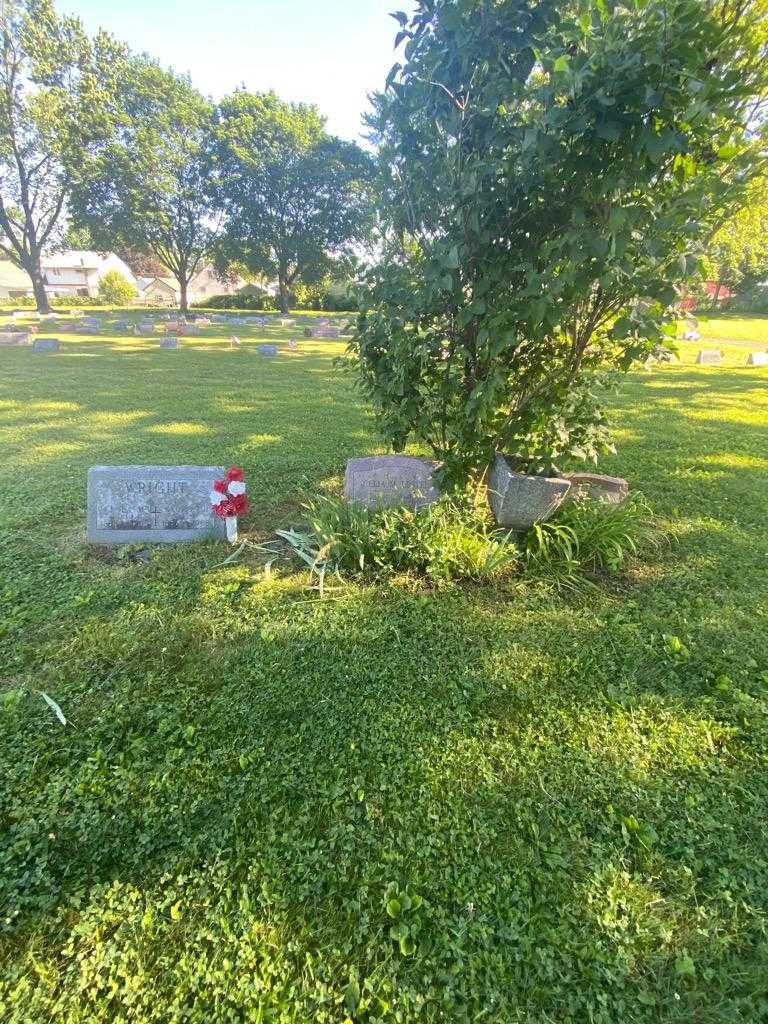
[87,465,226,544]
[32,337,60,353]
[696,349,722,366]
[344,456,441,510]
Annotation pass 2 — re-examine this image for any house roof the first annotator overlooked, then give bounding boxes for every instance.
[140,277,178,293]
[41,250,111,271]
[0,262,32,290]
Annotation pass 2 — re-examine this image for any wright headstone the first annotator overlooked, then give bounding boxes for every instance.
[87,466,226,544]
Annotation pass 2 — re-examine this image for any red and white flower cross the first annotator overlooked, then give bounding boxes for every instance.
[210,466,248,542]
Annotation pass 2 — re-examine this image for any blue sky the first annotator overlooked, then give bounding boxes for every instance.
[58,0,415,142]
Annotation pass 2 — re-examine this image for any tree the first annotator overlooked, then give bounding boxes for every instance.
[97,269,136,304]
[703,175,768,305]
[69,60,218,313]
[352,0,768,487]
[0,0,118,312]
[213,91,374,313]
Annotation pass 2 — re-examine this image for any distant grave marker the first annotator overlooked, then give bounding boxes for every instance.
[0,331,30,346]
[288,338,298,351]
[32,337,60,353]
[258,344,278,357]
[746,351,768,367]
[159,337,178,349]
[696,349,722,366]
[87,465,227,544]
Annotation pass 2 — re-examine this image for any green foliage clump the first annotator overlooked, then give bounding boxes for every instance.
[523,495,662,581]
[97,270,137,304]
[352,0,768,487]
[301,492,520,583]
[194,292,275,310]
[292,491,659,586]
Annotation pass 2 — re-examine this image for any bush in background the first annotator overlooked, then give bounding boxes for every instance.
[97,271,137,305]
[194,292,276,311]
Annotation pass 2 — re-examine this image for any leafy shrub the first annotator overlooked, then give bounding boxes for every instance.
[97,270,137,304]
[523,495,661,579]
[286,491,659,588]
[195,292,276,310]
[295,493,520,583]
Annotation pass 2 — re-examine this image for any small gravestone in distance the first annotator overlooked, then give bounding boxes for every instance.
[258,344,278,357]
[344,455,441,510]
[288,337,298,351]
[159,337,178,349]
[747,351,768,366]
[32,337,60,353]
[696,349,722,366]
[87,466,226,544]
[0,331,30,346]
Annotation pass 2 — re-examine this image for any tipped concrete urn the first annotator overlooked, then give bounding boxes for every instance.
[487,455,571,530]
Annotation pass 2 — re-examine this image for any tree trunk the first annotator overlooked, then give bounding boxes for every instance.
[278,274,290,314]
[179,278,188,314]
[28,256,51,314]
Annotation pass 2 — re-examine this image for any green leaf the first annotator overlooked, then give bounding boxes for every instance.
[553,54,570,73]
[386,898,402,918]
[444,246,460,270]
[40,691,67,726]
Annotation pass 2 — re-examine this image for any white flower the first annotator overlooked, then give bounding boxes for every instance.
[228,481,246,496]
[210,490,225,505]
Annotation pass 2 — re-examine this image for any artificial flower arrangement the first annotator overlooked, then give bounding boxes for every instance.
[210,466,248,543]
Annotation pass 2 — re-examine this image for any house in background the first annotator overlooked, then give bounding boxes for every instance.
[680,280,736,312]
[0,262,34,299]
[138,277,179,306]
[137,263,248,305]
[42,251,136,298]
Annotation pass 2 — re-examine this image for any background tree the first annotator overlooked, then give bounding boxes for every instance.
[97,268,136,304]
[213,91,374,313]
[69,61,218,313]
[701,175,768,306]
[353,0,768,486]
[0,0,118,312]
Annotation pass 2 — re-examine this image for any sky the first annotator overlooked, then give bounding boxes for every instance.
[58,0,415,144]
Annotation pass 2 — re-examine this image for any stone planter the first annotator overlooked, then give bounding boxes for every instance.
[487,455,571,530]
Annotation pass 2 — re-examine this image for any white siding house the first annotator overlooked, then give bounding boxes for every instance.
[41,251,137,298]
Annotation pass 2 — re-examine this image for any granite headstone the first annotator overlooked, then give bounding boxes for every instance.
[746,351,768,367]
[87,465,226,544]
[696,349,722,366]
[32,337,60,353]
[344,455,441,510]
[566,472,628,504]
[258,344,278,357]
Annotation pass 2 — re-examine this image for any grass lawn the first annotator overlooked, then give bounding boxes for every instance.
[1,311,767,1023]
[677,312,768,366]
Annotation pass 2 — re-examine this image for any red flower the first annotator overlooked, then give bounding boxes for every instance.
[213,497,235,519]
[225,466,245,483]
[213,479,227,494]
[229,493,248,516]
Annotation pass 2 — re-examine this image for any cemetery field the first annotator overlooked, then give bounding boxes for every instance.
[1,312,768,1023]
